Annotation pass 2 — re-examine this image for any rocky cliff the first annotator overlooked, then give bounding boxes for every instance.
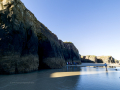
[81,55,119,64]
[81,55,97,63]
[0,0,81,74]
[59,41,81,64]
[97,56,115,63]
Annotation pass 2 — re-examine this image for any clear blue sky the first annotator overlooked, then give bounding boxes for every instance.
[21,0,120,60]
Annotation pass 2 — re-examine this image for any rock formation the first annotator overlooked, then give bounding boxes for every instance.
[81,55,118,64]
[0,0,81,74]
[114,59,119,64]
[97,56,115,63]
[59,41,81,64]
[81,55,97,63]
[0,0,39,74]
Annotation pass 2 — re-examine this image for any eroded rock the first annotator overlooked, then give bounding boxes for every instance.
[0,0,81,74]
[81,55,117,64]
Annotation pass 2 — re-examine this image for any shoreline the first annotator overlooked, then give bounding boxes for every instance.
[67,63,120,67]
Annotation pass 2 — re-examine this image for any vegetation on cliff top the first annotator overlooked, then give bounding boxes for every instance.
[64,42,73,44]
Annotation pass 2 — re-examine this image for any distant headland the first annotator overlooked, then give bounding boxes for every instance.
[81,55,120,64]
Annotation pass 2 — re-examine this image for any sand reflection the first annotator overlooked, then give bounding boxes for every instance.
[50,71,120,78]
[51,72,81,78]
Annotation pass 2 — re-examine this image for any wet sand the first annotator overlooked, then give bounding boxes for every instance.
[67,63,120,67]
[0,66,120,90]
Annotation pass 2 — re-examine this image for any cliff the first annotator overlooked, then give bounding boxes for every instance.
[0,0,81,74]
[59,40,81,64]
[81,55,97,63]
[81,55,119,64]
[97,56,115,63]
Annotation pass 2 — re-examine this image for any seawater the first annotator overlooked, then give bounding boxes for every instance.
[0,66,120,90]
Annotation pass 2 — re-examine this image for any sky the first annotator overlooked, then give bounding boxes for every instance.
[21,0,120,60]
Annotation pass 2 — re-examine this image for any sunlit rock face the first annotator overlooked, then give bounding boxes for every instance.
[0,0,39,74]
[0,0,15,10]
[81,55,97,63]
[81,55,116,64]
[115,59,119,63]
[0,0,81,74]
[97,56,115,63]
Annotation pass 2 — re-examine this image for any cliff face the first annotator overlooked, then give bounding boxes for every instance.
[97,56,115,63]
[115,59,119,63]
[81,55,118,64]
[0,0,39,74]
[59,41,81,64]
[0,0,81,74]
[81,55,97,63]
[38,34,66,69]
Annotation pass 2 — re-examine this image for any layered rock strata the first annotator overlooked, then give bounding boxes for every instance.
[0,0,81,74]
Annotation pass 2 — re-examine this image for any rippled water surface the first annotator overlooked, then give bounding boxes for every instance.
[0,66,120,90]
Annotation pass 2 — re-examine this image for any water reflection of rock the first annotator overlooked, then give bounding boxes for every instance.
[65,66,81,72]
